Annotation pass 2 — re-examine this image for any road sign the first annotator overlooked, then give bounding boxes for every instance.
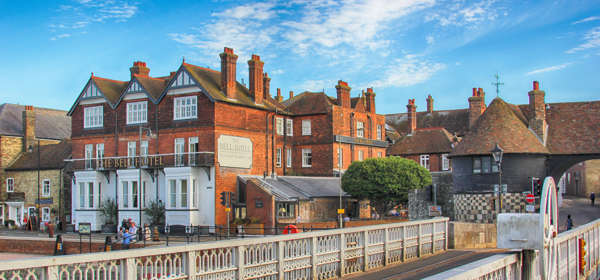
[337,209,345,214]
[526,204,535,212]
[526,194,535,204]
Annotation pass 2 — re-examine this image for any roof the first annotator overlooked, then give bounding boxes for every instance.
[388,127,455,155]
[0,104,71,140]
[540,101,600,155]
[134,74,169,102]
[386,109,470,137]
[451,98,550,156]
[282,91,333,115]
[6,140,71,170]
[91,76,128,105]
[240,175,349,201]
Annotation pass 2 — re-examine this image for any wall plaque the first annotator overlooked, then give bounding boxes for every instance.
[218,135,252,169]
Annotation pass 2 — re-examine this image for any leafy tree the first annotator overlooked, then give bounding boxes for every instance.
[341,156,432,216]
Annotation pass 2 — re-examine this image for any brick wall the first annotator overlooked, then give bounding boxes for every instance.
[0,236,144,255]
[245,180,275,228]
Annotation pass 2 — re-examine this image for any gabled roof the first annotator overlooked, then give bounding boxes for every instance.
[0,104,70,140]
[451,98,550,156]
[386,109,470,137]
[133,75,169,102]
[388,127,456,155]
[6,140,71,170]
[92,76,128,104]
[282,91,333,115]
[540,101,600,155]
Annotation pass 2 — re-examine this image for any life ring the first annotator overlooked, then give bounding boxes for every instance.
[283,225,299,234]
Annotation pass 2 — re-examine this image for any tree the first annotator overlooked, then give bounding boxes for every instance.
[99,198,118,224]
[341,156,432,216]
[144,200,166,226]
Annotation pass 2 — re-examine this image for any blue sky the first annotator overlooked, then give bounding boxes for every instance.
[0,0,599,114]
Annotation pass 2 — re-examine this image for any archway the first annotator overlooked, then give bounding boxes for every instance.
[547,155,600,197]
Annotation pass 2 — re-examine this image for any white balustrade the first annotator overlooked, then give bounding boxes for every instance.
[0,217,448,280]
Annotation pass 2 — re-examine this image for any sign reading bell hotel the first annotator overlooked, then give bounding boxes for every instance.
[218,135,252,169]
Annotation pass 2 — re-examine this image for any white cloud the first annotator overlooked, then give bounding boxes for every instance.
[426,0,500,27]
[566,26,600,54]
[572,16,600,25]
[426,35,435,44]
[526,63,572,76]
[213,2,277,20]
[50,33,72,41]
[298,79,336,92]
[270,69,285,75]
[370,55,445,88]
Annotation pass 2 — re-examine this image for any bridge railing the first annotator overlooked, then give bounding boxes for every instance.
[423,253,521,280]
[0,217,448,280]
[555,218,600,280]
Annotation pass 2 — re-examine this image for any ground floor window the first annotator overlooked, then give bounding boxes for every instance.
[79,182,96,209]
[420,154,430,170]
[276,202,295,218]
[168,178,191,209]
[42,207,50,222]
[121,180,140,209]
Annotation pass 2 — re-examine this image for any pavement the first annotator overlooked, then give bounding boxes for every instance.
[558,196,600,232]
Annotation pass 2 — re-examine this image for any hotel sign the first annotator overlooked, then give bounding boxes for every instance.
[99,156,163,169]
[218,135,252,169]
[334,135,388,148]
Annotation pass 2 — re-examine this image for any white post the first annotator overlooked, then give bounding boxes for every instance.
[125,258,137,279]
[278,240,285,280]
[363,230,369,272]
[311,236,318,279]
[444,220,448,251]
[186,251,196,280]
[237,246,245,280]
[45,266,58,280]
[384,228,389,266]
[418,224,422,257]
[340,233,346,277]
[402,225,406,262]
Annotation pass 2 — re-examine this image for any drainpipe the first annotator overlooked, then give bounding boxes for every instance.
[271,110,276,177]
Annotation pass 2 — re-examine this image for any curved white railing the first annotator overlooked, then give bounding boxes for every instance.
[0,217,448,280]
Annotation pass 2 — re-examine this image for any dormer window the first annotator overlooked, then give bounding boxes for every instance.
[174,96,197,120]
[127,101,147,124]
[84,106,103,128]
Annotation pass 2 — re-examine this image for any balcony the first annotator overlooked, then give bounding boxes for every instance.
[68,152,214,171]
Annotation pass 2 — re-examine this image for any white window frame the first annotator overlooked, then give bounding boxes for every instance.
[96,143,104,169]
[377,152,382,158]
[126,101,147,124]
[85,144,93,169]
[286,119,293,136]
[175,138,185,166]
[338,147,343,170]
[6,178,14,193]
[83,106,103,128]
[420,154,430,170]
[377,125,382,140]
[42,207,50,222]
[356,121,364,138]
[302,120,311,136]
[188,137,198,165]
[167,178,192,209]
[302,149,312,168]
[128,141,136,167]
[442,154,450,171]
[276,117,284,135]
[42,179,51,197]
[140,141,148,166]
[79,182,85,208]
[286,148,292,168]
[174,96,197,120]
[358,150,364,161]
[276,148,282,167]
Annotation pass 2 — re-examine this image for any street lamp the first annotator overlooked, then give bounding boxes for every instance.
[28,139,41,231]
[138,126,152,229]
[491,143,504,213]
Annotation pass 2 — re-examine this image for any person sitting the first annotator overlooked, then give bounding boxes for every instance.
[120,227,133,250]
[128,220,138,242]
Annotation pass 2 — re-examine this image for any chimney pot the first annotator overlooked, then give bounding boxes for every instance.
[406,99,417,134]
[533,81,539,91]
[336,80,351,108]
[367,87,373,93]
[289,91,294,99]
[275,88,283,102]
[220,47,238,99]
[472,88,477,96]
[130,61,150,78]
[426,95,434,113]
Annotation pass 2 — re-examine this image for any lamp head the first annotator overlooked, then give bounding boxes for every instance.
[491,143,504,164]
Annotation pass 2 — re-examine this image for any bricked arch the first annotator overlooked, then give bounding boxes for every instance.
[547,154,600,185]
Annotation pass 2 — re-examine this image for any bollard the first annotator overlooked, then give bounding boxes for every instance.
[152,226,160,241]
[54,234,65,255]
[104,236,112,252]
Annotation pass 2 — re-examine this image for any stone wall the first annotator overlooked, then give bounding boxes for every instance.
[0,236,145,255]
[448,222,496,249]
[3,169,67,220]
[408,171,454,220]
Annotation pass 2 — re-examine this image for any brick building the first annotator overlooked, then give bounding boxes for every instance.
[68,47,387,230]
[0,104,71,226]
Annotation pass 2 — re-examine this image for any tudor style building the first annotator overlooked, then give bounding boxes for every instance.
[69,48,387,230]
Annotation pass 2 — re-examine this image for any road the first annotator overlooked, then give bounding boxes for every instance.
[558,196,600,232]
[344,249,507,280]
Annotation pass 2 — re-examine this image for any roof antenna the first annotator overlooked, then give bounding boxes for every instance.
[492,73,504,97]
[241,78,246,86]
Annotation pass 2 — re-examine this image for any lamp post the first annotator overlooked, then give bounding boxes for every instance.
[29,139,41,231]
[491,143,504,214]
[138,126,152,228]
[337,135,343,228]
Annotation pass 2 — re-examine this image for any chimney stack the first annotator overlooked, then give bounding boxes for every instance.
[468,87,486,129]
[22,105,35,152]
[248,54,264,104]
[336,80,351,108]
[365,87,376,113]
[407,99,417,135]
[220,47,238,99]
[130,61,150,78]
[528,80,547,143]
[289,91,294,99]
[426,95,434,114]
[275,88,283,102]
[263,72,271,100]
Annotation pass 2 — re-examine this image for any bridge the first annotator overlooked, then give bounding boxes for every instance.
[0,178,598,279]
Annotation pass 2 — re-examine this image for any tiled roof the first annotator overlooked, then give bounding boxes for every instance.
[451,98,550,156]
[388,127,455,155]
[182,63,287,112]
[386,109,470,137]
[134,75,169,102]
[541,101,600,155]
[282,91,333,115]
[6,140,71,170]
[91,76,128,105]
[0,104,71,140]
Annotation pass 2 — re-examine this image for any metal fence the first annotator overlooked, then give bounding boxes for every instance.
[0,217,448,280]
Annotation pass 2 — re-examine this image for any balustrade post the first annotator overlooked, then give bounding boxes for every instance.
[418,224,422,257]
[384,228,389,266]
[431,222,436,254]
[363,230,369,272]
[45,265,58,280]
[444,220,448,251]
[236,245,245,280]
[186,251,196,280]
[278,240,285,280]
[311,236,318,279]
[125,258,137,279]
[339,233,345,277]
[401,225,406,262]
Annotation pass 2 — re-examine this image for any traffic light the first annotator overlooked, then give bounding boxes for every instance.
[219,191,226,206]
[230,192,236,204]
[579,238,586,274]
[534,179,542,196]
